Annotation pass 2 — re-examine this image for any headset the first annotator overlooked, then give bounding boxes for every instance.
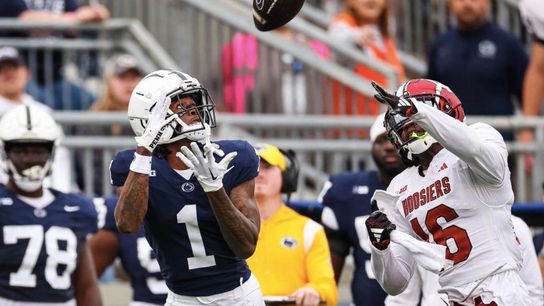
[279,148,299,195]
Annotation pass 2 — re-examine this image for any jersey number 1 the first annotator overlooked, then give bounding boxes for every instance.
[177,205,216,270]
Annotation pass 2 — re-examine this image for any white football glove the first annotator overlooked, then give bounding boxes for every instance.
[176,142,237,192]
[135,89,176,152]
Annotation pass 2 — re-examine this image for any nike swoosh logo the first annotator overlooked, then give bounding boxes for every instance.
[209,166,234,181]
[64,205,80,212]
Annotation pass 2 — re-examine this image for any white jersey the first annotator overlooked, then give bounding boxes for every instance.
[520,0,544,42]
[384,216,543,306]
[512,216,544,305]
[370,101,525,302]
[385,266,446,306]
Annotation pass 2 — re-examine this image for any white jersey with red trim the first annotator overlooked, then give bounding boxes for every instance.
[370,101,525,301]
[520,0,544,42]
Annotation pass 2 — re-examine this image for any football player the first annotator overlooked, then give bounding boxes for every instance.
[111,70,265,306]
[90,196,167,306]
[0,105,100,305]
[318,113,405,306]
[384,215,543,306]
[365,79,531,305]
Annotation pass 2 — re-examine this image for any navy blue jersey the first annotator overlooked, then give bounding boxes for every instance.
[110,140,259,296]
[320,171,387,306]
[93,196,167,305]
[427,22,528,118]
[0,0,79,17]
[0,186,97,302]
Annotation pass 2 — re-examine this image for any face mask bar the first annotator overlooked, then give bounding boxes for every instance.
[2,141,56,192]
[168,88,217,135]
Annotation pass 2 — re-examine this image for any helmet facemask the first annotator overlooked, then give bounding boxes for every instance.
[164,87,216,144]
[3,141,55,192]
[384,111,436,166]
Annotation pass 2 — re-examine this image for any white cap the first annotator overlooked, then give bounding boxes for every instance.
[370,113,387,142]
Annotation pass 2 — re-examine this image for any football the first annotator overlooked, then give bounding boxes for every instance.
[253,0,305,31]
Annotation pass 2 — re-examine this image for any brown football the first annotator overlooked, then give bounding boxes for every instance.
[253,0,305,31]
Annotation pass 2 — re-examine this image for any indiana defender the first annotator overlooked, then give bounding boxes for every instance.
[112,70,264,306]
[90,196,167,306]
[365,79,530,305]
[0,105,100,305]
[318,113,405,306]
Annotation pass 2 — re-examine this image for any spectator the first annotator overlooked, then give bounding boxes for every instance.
[328,0,405,117]
[276,27,330,115]
[0,46,73,193]
[221,32,258,114]
[0,46,49,113]
[221,29,329,115]
[0,0,110,110]
[427,0,528,139]
[518,0,544,172]
[318,113,405,306]
[75,54,144,195]
[91,53,143,112]
[247,144,338,306]
[89,196,167,305]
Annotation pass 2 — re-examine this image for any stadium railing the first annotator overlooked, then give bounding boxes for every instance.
[0,17,383,114]
[55,112,544,202]
[0,18,178,109]
[90,0,528,79]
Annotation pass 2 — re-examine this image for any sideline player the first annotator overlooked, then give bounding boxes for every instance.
[365,79,530,305]
[90,196,167,305]
[0,105,100,305]
[248,143,337,306]
[319,113,405,306]
[111,70,265,306]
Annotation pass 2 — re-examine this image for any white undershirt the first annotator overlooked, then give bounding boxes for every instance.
[174,169,193,180]
[17,189,55,209]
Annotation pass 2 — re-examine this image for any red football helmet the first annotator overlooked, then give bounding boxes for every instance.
[395,79,465,121]
[384,79,465,166]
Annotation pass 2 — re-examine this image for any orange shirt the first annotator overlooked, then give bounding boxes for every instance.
[331,13,406,87]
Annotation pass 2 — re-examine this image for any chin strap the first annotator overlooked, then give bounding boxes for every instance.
[7,160,52,192]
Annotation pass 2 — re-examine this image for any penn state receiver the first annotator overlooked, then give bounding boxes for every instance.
[111,70,264,306]
[90,196,167,305]
[365,79,530,305]
[0,105,100,305]
[318,113,405,306]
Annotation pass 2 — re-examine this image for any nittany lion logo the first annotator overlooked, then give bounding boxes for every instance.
[280,237,298,249]
[181,182,195,193]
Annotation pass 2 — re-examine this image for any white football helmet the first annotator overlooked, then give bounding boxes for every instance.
[128,69,216,146]
[0,105,61,192]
